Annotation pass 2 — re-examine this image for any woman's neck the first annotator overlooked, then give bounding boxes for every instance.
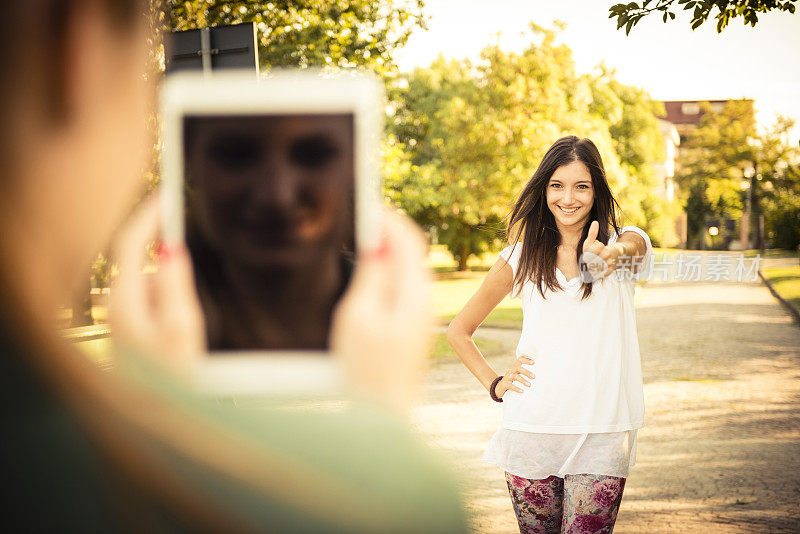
[204,246,345,349]
[222,245,342,307]
[556,220,586,250]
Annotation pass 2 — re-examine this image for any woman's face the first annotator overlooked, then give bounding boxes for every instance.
[546,160,595,231]
[185,114,354,268]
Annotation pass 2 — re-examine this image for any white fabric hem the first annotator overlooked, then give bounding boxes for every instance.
[481,457,634,481]
[480,428,638,480]
[501,420,644,434]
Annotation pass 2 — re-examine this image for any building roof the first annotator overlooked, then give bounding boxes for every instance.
[659,100,729,125]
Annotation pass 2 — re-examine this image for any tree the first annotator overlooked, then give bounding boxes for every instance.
[753,117,800,250]
[674,102,800,251]
[388,23,675,269]
[387,55,511,270]
[609,0,798,34]
[165,0,426,75]
[674,100,757,249]
[69,280,94,328]
[586,66,665,173]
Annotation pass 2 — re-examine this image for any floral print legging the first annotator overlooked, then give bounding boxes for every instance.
[504,472,626,534]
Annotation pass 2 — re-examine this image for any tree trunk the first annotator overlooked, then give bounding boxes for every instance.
[70,279,93,327]
[458,243,469,271]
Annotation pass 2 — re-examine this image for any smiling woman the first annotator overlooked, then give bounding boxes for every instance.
[447,135,653,533]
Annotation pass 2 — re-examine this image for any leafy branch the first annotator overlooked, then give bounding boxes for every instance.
[608,0,797,34]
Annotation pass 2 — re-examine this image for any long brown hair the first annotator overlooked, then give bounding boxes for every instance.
[504,136,623,301]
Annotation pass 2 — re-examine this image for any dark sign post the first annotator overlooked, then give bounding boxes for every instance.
[165,22,259,76]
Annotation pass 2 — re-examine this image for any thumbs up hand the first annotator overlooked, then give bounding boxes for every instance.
[579,220,626,283]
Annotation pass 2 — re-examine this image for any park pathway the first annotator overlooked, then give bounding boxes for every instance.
[411,261,800,533]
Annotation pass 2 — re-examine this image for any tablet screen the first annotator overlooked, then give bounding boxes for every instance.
[182,113,356,351]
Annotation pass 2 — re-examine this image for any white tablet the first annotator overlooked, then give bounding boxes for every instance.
[159,69,384,396]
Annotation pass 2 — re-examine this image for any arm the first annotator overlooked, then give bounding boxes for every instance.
[446,258,514,392]
[611,231,648,274]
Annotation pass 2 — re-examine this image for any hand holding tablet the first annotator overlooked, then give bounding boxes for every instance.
[110,194,434,412]
[331,206,435,413]
[153,69,388,395]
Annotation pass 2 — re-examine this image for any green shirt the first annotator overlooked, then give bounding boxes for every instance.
[1,321,469,533]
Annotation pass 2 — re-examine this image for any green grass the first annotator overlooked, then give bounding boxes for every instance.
[439,307,523,329]
[433,271,522,328]
[426,244,498,273]
[762,266,800,308]
[745,249,798,259]
[430,333,504,360]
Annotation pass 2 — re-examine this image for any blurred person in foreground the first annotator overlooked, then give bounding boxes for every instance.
[0,0,467,532]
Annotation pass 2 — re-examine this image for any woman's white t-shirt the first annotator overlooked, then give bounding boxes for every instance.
[481,225,652,479]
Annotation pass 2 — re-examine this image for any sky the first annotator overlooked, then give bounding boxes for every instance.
[394,0,800,144]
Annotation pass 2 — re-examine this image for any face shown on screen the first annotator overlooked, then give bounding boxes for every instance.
[183,113,355,268]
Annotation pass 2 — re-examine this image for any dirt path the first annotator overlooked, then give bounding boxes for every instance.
[412,273,800,533]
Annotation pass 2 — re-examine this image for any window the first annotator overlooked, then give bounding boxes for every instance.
[681,103,700,115]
